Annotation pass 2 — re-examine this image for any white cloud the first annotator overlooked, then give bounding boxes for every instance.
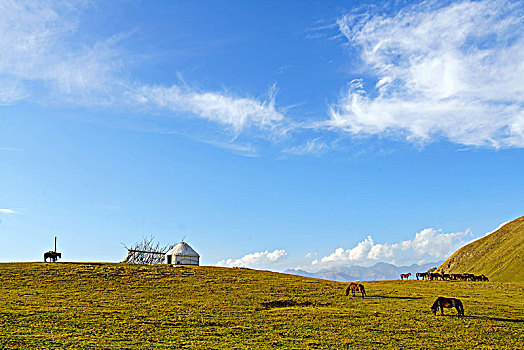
[0,209,17,214]
[330,0,524,148]
[0,0,124,105]
[311,228,471,269]
[132,84,284,133]
[216,249,288,269]
[0,1,286,137]
[282,138,329,156]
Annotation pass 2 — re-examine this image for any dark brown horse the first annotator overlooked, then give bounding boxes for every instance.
[400,273,411,280]
[428,272,442,280]
[345,283,366,298]
[416,272,427,280]
[431,297,464,317]
[44,251,61,262]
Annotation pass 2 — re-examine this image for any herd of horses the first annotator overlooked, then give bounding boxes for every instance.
[411,272,489,281]
[345,272,488,317]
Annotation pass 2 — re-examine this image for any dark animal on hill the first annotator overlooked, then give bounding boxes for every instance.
[457,274,468,281]
[428,272,442,280]
[463,273,475,281]
[345,283,366,298]
[442,273,451,280]
[450,273,461,280]
[44,251,61,262]
[471,274,488,281]
[416,272,427,280]
[400,273,411,280]
[431,297,464,317]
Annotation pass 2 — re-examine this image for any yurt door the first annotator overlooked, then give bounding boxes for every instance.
[167,255,172,264]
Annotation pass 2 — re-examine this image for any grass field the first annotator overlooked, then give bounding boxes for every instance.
[1,263,523,349]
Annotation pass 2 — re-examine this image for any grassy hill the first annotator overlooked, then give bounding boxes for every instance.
[438,216,524,282]
[1,263,523,349]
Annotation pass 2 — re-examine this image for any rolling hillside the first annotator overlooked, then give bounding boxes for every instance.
[438,216,524,282]
[0,262,523,349]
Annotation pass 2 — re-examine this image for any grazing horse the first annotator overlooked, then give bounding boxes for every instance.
[400,273,411,280]
[345,283,366,298]
[416,272,427,280]
[44,251,61,262]
[431,297,464,317]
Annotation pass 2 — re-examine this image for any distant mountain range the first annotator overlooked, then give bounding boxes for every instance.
[284,261,442,282]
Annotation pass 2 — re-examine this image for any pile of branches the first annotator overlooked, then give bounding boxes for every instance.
[122,236,176,264]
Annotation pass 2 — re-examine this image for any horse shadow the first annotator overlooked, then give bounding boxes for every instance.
[435,314,523,323]
[463,315,524,323]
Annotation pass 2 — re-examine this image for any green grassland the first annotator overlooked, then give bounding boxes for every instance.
[439,216,524,282]
[1,263,523,349]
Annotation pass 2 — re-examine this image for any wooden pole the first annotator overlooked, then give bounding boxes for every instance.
[54,236,57,252]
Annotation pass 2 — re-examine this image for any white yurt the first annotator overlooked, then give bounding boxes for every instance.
[165,241,200,265]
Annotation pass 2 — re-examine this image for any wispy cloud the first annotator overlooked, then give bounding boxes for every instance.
[0,0,125,105]
[0,209,18,214]
[0,1,287,143]
[132,84,284,133]
[282,137,329,156]
[216,249,288,269]
[309,228,472,270]
[328,0,524,148]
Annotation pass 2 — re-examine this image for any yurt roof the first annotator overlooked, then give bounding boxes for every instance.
[165,242,200,257]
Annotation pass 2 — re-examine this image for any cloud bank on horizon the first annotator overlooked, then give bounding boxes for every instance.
[215,227,472,271]
[308,228,471,270]
[1,0,523,152]
[216,249,288,269]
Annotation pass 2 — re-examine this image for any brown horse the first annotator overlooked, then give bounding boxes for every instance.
[416,272,427,280]
[431,297,464,317]
[400,273,411,280]
[345,283,366,298]
[428,272,442,280]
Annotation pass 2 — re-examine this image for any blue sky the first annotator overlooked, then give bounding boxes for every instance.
[1,0,523,271]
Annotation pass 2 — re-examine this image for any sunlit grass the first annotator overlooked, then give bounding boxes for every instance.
[1,263,523,349]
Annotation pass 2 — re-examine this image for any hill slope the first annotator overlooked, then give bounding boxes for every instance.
[0,263,523,349]
[438,216,524,282]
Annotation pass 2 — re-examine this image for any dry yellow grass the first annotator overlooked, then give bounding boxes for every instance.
[1,262,523,349]
[439,216,524,282]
